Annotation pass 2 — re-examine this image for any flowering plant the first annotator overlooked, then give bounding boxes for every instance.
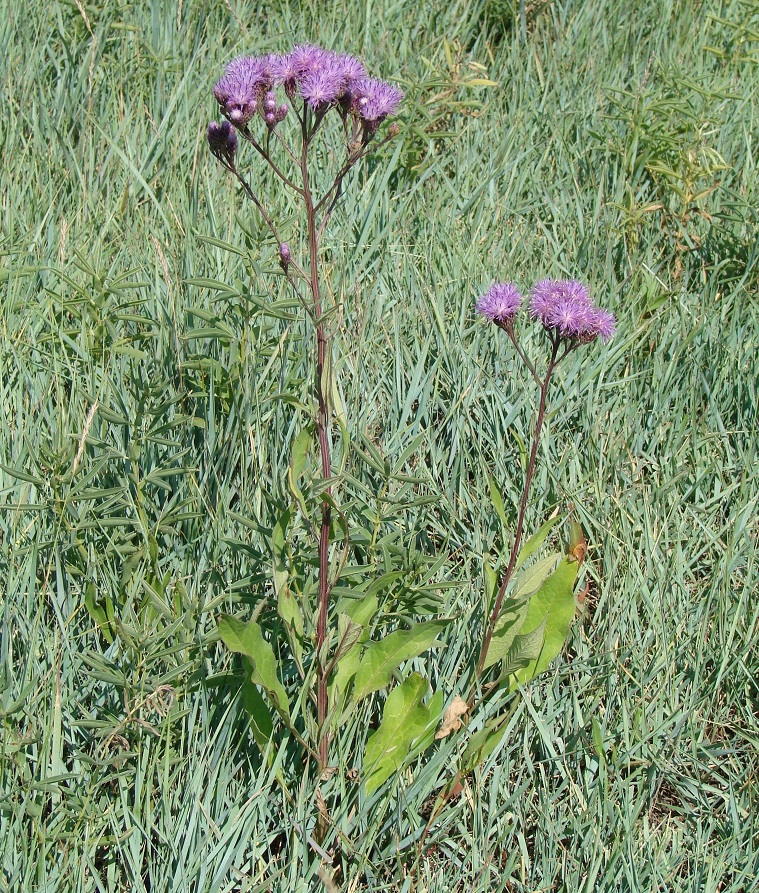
[207,45,450,803]
[429,278,616,805]
[205,40,617,851]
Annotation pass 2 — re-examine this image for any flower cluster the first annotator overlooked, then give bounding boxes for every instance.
[477,278,616,343]
[211,43,402,131]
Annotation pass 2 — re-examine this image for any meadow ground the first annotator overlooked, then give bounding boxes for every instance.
[1,0,757,890]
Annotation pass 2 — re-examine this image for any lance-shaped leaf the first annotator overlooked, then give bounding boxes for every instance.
[462,708,510,772]
[326,613,364,674]
[352,619,450,704]
[482,553,559,670]
[500,618,547,679]
[288,428,312,518]
[515,513,562,571]
[363,673,442,794]
[328,593,381,726]
[218,615,291,723]
[241,670,274,753]
[508,556,579,687]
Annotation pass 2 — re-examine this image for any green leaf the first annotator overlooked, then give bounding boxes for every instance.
[515,514,562,570]
[271,508,291,600]
[488,475,509,531]
[483,554,498,616]
[462,710,510,772]
[483,554,559,670]
[513,552,561,600]
[288,428,312,516]
[270,508,303,665]
[218,615,291,723]
[352,619,450,704]
[363,673,441,794]
[328,593,381,724]
[501,619,547,678]
[241,670,274,753]
[483,598,529,670]
[331,613,364,667]
[508,557,579,687]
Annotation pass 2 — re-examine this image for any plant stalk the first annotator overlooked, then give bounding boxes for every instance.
[301,109,333,772]
[475,337,560,680]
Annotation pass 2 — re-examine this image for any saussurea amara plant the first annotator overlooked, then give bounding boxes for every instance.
[431,279,617,796]
[207,45,454,794]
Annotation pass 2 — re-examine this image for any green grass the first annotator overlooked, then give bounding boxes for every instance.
[1,0,758,890]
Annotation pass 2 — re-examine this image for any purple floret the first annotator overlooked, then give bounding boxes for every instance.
[547,297,594,338]
[529,278,590,325]
[288,44,329,78]
[300,67,346,108]
[476,282,523,324]
[214,55,273,125]
[586,307,617,342]
[352,78,403,122]
[331,52,367,87]
[529,278,616,343]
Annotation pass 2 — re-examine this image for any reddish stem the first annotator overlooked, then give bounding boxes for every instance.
[300,107,333,773]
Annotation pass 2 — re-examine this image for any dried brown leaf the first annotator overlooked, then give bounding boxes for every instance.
[435,695,469,739]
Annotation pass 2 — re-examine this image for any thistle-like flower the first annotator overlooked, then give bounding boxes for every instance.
[300,67,346,108]
[476,282,523,325]
[351,78,404,123]
[529,278,616,343]
[214,56,272,125]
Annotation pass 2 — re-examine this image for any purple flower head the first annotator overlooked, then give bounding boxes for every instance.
[352,77,403,122]
[214,56,273,124]
[547,296,594,338]
[207,120,237,162]
[529,278,616,343]
[529,278,589,325]
[300,67,345,108]
[271,52,302,96]
[287,44,329,79]
[331,52,367,87]
[585,307,617,343]
[476,282,523,325]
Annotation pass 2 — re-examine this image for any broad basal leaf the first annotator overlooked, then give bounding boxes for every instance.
[363,673,442,794]
[482,554,559,670]
[352,619,450,704]
[218,614,291,723]
[508,557,578,687]
[515,514,562,571]
[241,669,274,753]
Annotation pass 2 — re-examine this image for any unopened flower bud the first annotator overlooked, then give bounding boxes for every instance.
[276,104,289,122]
[207,120,237,162]
[263,90,277,113]
[265,111,276,127]
[279,242,291,270]
[229,108,245,126]
[387,122,400,137]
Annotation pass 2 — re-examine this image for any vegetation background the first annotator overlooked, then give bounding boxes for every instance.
[1,0,757,890]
